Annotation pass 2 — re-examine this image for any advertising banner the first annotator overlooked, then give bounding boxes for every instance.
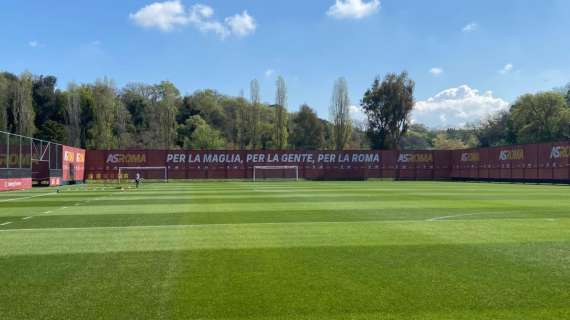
[87,150,383,180]
[62,146,86,182]
[523,144,539,180]
[549,141,570,180]
[0,178,32,191]
[84,143,570,182]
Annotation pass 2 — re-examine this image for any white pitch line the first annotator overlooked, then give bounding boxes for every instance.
[428,212,492,221]
[0,219,489,233]
[22,216,32,220]
[0,222,12,226]
[0,193,56,203]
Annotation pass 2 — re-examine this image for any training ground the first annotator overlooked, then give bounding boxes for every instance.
[0,181,569,319]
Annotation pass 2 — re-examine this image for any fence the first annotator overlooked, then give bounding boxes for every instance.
[0,131,86,191]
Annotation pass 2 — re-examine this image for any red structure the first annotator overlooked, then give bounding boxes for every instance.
[62,146,86,184]
[84,141,570,183]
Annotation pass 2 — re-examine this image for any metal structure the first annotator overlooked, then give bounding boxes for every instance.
[0,131,62,168]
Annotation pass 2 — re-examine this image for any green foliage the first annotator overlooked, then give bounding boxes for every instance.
[400,124,435,150]
[290,104,324,150]
[433,133,468,150]
[152,81,181,148]
[87,79,118,149]
[510,92,570,144]
[35,119,67,143]
[32,75,67,141]
[474,111,516,147]
[182,115,226,150]
[361,72,415,150]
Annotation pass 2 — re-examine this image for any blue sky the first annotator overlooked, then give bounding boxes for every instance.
[1,0,569,128]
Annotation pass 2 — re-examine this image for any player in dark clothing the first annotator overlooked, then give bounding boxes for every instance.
[135,172,141,188]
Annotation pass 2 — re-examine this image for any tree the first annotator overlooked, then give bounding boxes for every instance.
[399,124,434,150]
[249,79,261,149]
[290,104,324,149]
[151,81,180,148]
[234,96,250,149]
[361,72,415,150]
[330,77,352,150]
[183,115,226,150]
[273,76,288,149]
[38,120,67,143]
[65,83,82,146]
[510,92,570,144]
[13,72,36,136]
[433,133,467,150]
[0,74,10,131]
[474,111,516,147]
[87,78,118,149]
[113,100,134,148]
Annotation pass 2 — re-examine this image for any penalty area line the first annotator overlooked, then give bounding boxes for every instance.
[0,192,56,203]
[427,212,508,221]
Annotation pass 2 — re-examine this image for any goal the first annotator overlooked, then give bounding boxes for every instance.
[253,166,299,182]
[118,167,168,183]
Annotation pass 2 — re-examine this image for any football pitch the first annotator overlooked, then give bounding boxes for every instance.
[0,181,569,320]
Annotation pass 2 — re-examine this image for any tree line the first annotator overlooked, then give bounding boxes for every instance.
[1,70,569,150]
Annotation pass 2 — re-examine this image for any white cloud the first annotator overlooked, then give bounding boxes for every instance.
[265,69,275,78]
[129,0,189,32]
[499,63,514,75]
[28,41,39,48]
[413,85,509,128]
[225,11,256,37]
[129,1,256,38]
[327,0,380,19]
[462,22,479,32]
[429,67,443,76]
[188,4,228,38]
[349,105,366,122]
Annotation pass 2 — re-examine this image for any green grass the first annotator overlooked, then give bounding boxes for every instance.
[0,181,569,320]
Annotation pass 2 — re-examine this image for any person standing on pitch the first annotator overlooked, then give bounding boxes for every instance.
[135,172,141,188]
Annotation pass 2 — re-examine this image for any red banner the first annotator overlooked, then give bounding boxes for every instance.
[84,143,570,182]
[0,178,32,191]
[62,146,86,182]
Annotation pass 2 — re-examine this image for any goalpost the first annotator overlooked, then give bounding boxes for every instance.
[118,167,168,184]
[253,166,299,182]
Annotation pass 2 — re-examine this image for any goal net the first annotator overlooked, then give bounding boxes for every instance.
[253,166,299,182]
[118,167,168,184]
